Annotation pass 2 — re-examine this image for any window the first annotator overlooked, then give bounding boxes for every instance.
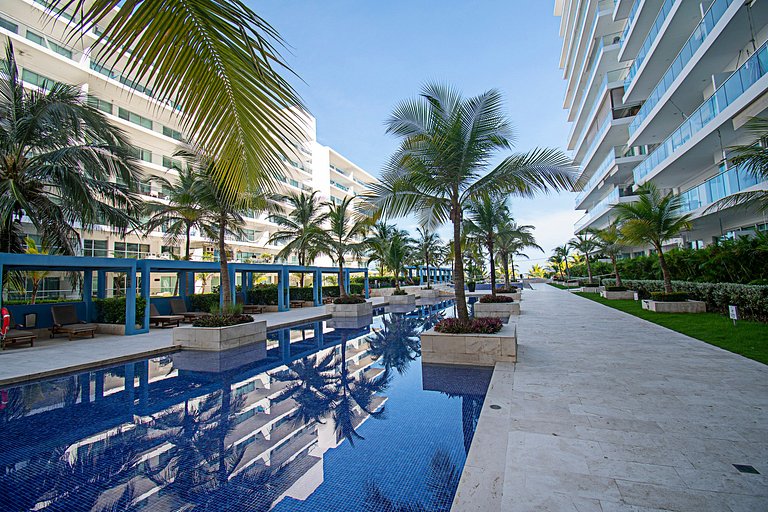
[241,229,257,242]
[25,30,45,46]
[161,245,179,256]
[118,107,152,130]
[87,95,113,114]
[83,239,108,257]
[114,242,150,259]
[162,156,182,170]
[0,16,19,33]
[129,147,152,163]
[139,180,152,195]
[160,276,176,295]
[162,126,183,141]
[21,69,54,90]
[48,40,72,59]
[289,179,299,188]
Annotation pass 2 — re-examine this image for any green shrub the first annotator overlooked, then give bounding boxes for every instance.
[496,286,518,293]
[333,295,366,304]
[650,292,689,302]
[435,317,503,334]
[247,284,364,305]
[392,289,408,296]
[189,293,220,312]
[578,280,600,287]
[479,294,514,303]
[192,314,253,327]
[601,279,768,321]
[94,296,146,325]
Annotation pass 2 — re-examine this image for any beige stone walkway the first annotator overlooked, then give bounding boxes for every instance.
[454,284,768,512]
[0,296,392,386]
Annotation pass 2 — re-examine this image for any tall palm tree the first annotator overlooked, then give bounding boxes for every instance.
[614,183,692,293]
[568,233,599,283]
[415,227,443,289]
[49,0,304,197]
[547,254,566,280]
[0,42,142,254]
[142,165,209,260]
[706,117,768,213]
[268,191,328,287]
[364,221,400,277]
[553,245,572,280]
[382,231,414,293]
[464,194,510,296]
[528,263,546,278]
[321,197,369,298]
[366,83,575,320]
[496,221,541,286]
[178,147,280,307]
[590,221,625,287]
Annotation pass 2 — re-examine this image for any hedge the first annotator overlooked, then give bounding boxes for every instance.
[190,293,220,313]
[94,296,147,325]
[599,279,768,321]
[246,284,364,305]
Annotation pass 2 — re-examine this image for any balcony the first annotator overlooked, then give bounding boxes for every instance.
[575,187,639,233]
[575,145,648,208]
[679,164,764,214]
[633,40,768,185]
[330,180,349,192]
[623,0,676,90]
[618,0,665,62]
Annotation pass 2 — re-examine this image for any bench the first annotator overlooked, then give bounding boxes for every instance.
[169,298,210,322]
[149,304,184,328]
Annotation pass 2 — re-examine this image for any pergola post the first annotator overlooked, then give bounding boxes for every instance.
[313,269,323,306]
[97,270,106,299]
[83,269,93,322]
[245,272,253,304]
[125,265,138,335]
[139,262,150,333]
[278,268,289,311]
[364,270,370,299]
[419,266,423,286]
[343,269,350,295]
[229,267,237,306]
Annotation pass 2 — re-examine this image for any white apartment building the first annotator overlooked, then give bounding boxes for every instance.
[0,0,377,276]
[556,0,768,251]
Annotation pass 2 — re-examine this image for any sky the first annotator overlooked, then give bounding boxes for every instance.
[252,0,582,274]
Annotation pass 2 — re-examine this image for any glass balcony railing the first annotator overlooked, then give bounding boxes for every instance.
[621,0,642,44]
[575,145,649,206]
[629,0,735,136]
[633,40,768,184]
[624,0,677,91]
[0,11,83,61]
[572,68,627,147]
[679,164,762,212]
[581,114,612,161]
[330,180,349,192]
[575,188,620,232]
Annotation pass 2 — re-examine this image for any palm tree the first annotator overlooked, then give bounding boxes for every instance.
[49,0,304,197]
[382,231,414,293]
[142,165,209,260]
[364,222,400,277]
[591,221,625,287]
[614,183,692,293]
[0,42,143,254]
[496,221,541,286]
[11,237,51,304]
[569,233,599,283]
[706,117,768,213]
[548,254,566,280]
[366,83,575,320]
[528,264,546,278]
[321,197,369,298]
[553,245,572,280]
[464,194,510,296]
[415,227,443,289]
[179,147,281,307]
[268,191,328,287]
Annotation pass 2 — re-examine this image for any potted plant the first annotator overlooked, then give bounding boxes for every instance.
[467,281,476,292]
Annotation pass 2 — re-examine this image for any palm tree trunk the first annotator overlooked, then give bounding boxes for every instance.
[565,258,570,280]
[510,255,517,282]
[611,255,622,287]
[502,253,510,288]
[425,253,431,290]
[338,254,346,298]
[487,239,497,296]
[451,202,469,321]
[219,220,232,308]
[185,223,192,260]
[585,254,593,283]
[656,244,673,293]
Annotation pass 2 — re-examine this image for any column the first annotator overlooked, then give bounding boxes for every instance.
[97,270,106,299]
[125,265,138,335]
[343,269,351,295]
[139,262,150,333]
[313,270,323,306]
[364,270,370,299]
[229,267,237,305]
[419,266,423,286]
[245,272,253,303]
[83,269,93,322]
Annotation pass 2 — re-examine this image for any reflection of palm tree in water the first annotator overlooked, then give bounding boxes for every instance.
[275,334,391,446]
[363,449,460,512]
[367,313,421,375]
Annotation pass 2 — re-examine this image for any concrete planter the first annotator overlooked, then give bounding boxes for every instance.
[326,301,373,317]
[419,288,440,299]
[421,322,517,366]
[579,286,603,293]
[641,299,706,313]
[563,281,580,288]
[498,292,522,301]
[600,290,636,300]
[326,314,374,329]
[473,301,520,321]
[389,293,416,305]
[173,320,267,351]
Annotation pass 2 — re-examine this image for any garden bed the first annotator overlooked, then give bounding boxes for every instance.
[641,299,706,314]
[422,320,516,366]
[173,318,267,351]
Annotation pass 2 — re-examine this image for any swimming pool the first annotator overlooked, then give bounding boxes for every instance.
[0,301,492,511]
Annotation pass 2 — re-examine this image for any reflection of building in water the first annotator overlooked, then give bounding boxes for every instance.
[0,321,386,511]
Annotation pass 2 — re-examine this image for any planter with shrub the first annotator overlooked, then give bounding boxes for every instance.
[326,295,372,317]
[93,296,147,334]
[474,294,519,320]
[173,313,266,351]
[467,281,476,292]
[389,289,416,305]
[422,317,516,366]
[640,291,705,313]
[600,286,636,300]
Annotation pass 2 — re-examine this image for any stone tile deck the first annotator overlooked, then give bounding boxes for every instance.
[454,284,768,512]
[0,296,390,386]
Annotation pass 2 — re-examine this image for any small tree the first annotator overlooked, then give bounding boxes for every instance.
[568,233,598,283]
[591,221,626,287]
[321,197,369,298]
[382,232,413,293]
[553,245,572,279]
[614,184,692,293]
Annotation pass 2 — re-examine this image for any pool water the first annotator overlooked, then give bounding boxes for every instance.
[0,301,492,511]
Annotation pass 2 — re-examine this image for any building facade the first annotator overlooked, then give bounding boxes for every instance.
[1,0,377,295]
[555,0,768,251]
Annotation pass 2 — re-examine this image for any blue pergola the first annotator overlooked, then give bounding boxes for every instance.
[404,265,453,286]
[0,253,369,336]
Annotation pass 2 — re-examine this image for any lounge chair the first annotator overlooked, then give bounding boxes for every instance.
[235,294,264,314]
[149,304,184,328]
[169,298,209,322]
[290,300,305,309]
[1,312,36,350]
[50,304,98,340]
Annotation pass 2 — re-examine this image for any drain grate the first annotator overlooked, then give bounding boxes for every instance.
[733,464,760,474]
[489,404,501,410]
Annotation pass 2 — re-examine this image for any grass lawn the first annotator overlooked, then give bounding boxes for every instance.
[547,282,570,290]
[575,292,768,365]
